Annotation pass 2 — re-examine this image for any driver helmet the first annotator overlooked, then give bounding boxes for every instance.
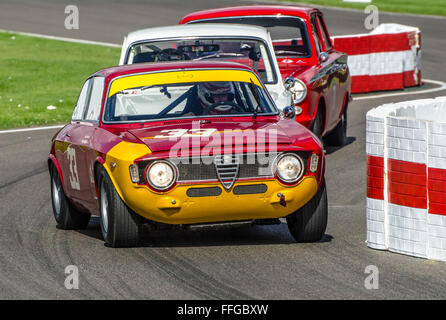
[197,82,235,113]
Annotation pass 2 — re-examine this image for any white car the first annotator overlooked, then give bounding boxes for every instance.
[119,22,350,145]
[119,24,292,112]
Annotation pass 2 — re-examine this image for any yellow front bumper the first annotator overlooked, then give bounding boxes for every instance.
[116,175,317,225]
[104,143,318,225]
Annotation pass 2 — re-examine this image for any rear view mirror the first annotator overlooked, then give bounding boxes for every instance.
[178,44,219,53]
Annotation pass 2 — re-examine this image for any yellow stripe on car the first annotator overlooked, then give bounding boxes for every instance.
[108,69,262,97]
[104,141,151,200]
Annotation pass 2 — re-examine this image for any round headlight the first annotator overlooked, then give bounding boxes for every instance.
[146,161,176,190]
[275,154,304,183]
[285,78,307,104]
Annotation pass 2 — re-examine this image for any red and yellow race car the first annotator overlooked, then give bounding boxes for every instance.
[48,61,327,247]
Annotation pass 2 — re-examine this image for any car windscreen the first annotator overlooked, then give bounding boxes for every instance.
[103,81,277,123]
[187,17,312,58]
[125,38,277,84]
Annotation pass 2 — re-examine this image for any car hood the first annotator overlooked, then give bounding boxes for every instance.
[127,119,296,153]
[277,61,312,80]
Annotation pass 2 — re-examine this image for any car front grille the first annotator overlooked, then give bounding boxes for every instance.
[174,153,276,184]
[137,152,309,186]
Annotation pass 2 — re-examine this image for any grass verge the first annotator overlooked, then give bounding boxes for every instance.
[0,32,120,129]
[280,0,446,17]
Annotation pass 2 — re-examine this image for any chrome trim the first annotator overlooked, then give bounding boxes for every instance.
[284,77,307,104]
[145,160,178,191]
[214,154,240,190]
[308,56,349,84]
[273,153,304,183]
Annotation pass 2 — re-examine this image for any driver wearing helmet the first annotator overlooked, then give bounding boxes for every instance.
[184,81,237,116]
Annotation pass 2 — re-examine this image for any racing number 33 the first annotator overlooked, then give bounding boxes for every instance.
[67,146,81,190]
[154,128,216,139]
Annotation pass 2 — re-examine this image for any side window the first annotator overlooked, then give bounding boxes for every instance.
[316,15,332,51]
[310,15,323,56]
[72,79,91,120]
[84,77,104,121]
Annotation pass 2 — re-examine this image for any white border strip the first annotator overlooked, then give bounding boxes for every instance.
[246,0,446,20]
[0,29,121,48]
[1,79,445,134]
[0,125,64,134]
[354,79,446,101]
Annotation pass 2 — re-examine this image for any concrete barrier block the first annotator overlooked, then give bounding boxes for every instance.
[366,97,446,261]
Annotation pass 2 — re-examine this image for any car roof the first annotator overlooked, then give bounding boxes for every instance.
[180,5,319,23]
[124,23,271,46]
[93,61,259,81]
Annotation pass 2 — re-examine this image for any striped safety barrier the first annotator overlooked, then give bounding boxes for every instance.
[366,97,446,262]
[332,24,422,94]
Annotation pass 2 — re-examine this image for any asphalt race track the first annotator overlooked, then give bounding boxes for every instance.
[0,0,445,299]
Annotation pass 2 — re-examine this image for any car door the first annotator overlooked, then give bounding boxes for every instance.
[60,78,91,204]
[63,76,104,213]
[314,14,347,132]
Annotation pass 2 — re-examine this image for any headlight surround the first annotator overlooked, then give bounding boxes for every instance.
[146,160,177,191]
[285,78,307,104]
[274,153,304,184]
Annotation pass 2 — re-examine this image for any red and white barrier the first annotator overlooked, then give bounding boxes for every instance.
[332,24,422,94]
[366,97,446,261]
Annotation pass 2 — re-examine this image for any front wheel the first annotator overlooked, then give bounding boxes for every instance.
[50,165,90,229]
[286,181,328,242]
[98,168,141,247]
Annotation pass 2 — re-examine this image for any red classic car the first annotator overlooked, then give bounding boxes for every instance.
[180,5,351,145]
[48,61,327,247]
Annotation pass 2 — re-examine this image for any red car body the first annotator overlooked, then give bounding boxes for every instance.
[48,61,325,227]
[180,5,351,142]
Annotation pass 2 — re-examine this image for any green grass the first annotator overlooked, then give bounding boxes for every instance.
[280,0,446,16]
[0,32,120,129]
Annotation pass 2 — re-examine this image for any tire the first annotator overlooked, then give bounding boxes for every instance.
[50,165,90,230]
[311,109,323,142]
[325,105,347,147]
[286,181,328,242]
[98,167,141,247]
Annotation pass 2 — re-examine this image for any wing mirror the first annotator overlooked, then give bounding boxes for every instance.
[319,52,329,63]
[282,106,296,119]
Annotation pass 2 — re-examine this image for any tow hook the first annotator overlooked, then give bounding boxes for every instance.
[277,193,287,207]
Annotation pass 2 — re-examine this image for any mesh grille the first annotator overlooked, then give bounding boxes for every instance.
[175,153,276,182]
[186,187,222,197]
[233,184,268,195]
[137,152,309,184]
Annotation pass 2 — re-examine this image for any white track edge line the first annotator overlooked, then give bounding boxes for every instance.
[353,79,446,101]
[0,125,64,134]
[247,0,446,20]
[1,80,444,134]
[0,29,121,47]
